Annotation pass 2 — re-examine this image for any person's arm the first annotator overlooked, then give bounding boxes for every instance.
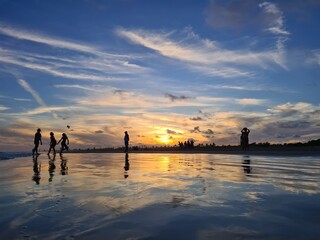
[57,138,62,144]
[67,137,69,145]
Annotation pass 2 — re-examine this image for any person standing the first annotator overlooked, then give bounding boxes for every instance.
[48,132,57,155]
[240,127,250,150]
[124,131,129,152]
[32,128,42,155]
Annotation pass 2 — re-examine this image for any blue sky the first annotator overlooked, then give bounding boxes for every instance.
[0,0,320,151]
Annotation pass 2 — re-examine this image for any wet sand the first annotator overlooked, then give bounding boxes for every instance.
[1,153,320,239]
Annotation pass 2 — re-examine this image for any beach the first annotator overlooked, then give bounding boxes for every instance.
[1,152,320,239]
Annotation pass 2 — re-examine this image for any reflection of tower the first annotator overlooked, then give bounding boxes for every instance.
[32,155,41,184]
[60,155,68,175]
[48,154,56,182]
[242,157,252,174]
[124,153,130,178]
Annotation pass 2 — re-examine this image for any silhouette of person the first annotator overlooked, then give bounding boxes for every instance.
[48,154,56,182]
[124,131,129,152]
[124,153,130,178]
[58,133,69,154]
[48,132,57,155]
[240,127,250,150]
[32,155,41,184]
[32,128,42,156]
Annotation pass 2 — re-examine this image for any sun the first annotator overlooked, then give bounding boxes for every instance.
[159,136,171,145]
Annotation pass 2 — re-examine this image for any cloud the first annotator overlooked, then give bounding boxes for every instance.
[235,98,267,105]
[0,105,9,111]
[0,22,100,54]
[204,1,289,69]
[165,93,194,102]
[259,2,290,36]
[113,89,129,95]
[190,126,201,133]
[117,27,288,78]
[17,79,59,119]
[0,54,125,82]
[202,129,214,135]
[53,84,103,92]
[166,129,182,135]
[189,116,204,121]
[0,24,148,82]
[17,79,46,106]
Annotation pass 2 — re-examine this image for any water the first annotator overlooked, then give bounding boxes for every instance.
[0,153,320,239]
[0,151,31,160]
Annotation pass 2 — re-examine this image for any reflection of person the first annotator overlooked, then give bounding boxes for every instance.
[58,133,69,154]
[124,153,130,178]
[48,132,57,155]
[60,154,68,175]
[48,154,56,182]
[32,155,41,184]
[32,128,42,156]
[243,159,252,174]
[240,127,250,150]
[124,131,129,152]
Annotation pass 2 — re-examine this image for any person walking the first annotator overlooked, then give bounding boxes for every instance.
[58,133,69,154]
[48,132,57,155]
[32,128,42,155]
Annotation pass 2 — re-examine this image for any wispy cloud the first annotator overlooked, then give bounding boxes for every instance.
[117,27,287,78]
[0,24,148,82]
[235,98,267,105]
[17,79,46,106]
[259,2,290,69]
[259,2,290,36]
[164,93,194,102]
[0,22,100,54]
[0,105,9,111]
[17,79,58,118]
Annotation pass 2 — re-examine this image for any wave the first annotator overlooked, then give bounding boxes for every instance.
[0,152,32,160]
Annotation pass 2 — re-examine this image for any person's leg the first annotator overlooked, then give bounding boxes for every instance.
[34,143,39,154]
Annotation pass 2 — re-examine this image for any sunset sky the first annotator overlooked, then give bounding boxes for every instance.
[0,0,320,151]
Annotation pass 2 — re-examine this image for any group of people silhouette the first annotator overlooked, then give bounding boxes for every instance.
[32,128,69,156]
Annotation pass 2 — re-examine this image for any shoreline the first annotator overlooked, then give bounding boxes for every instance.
[1,146,319,161]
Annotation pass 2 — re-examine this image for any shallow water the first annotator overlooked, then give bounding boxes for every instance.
[1,153,320,239]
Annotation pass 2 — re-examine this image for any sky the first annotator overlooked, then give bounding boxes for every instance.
[0,0,320,151]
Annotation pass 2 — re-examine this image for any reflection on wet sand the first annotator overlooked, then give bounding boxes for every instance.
[60,154,68,175]
[3,153,320,239]
[124,153,130,178]
[32,155,41,184]
[242,156,252,175]
[48,154,56,182]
